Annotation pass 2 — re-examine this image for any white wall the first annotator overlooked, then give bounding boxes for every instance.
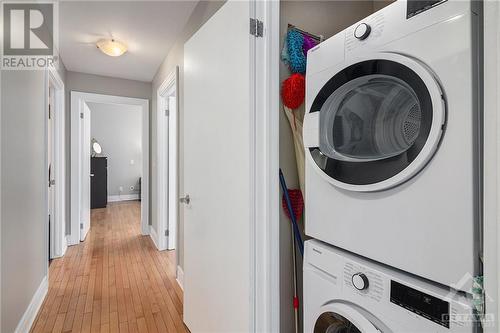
[1,59,67,332]
[151,0,225,269]
[88,102,142,197]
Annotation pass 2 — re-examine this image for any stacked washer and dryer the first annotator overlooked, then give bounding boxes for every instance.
[302,0,482,332]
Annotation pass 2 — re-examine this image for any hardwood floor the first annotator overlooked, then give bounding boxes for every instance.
[31,201,187,333]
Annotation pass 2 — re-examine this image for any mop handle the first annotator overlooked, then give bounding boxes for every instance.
[279,169,304,256]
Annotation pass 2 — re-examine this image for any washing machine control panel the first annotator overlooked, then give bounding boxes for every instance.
[344,263,384,302]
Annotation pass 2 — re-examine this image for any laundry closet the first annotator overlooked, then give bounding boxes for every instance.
[279,0,483,332]
[279,2,394,331]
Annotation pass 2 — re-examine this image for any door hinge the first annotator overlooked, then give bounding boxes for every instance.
[80,112,84,119]
[80,223,83,229]
[165,109,169,117]
[250,18,263,37]
[48,105,52,119]
[165,229,169,237]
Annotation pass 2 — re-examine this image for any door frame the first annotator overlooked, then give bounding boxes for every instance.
[46,66,66,259]
[155,66,179,251]
[251,0,280,332]
[70,92,150,245]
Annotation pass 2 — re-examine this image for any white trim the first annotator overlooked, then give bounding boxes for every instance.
[107,194,140,202]
[149,225,160,250]
[251,1,280,332]
[70,92,150,245]
[176,265,184,290]
[156,67,179,251]
[14,276,48,333]
[46,66,67,259]
[483,3,499,332]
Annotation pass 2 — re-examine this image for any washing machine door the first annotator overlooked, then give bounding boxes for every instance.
[304,53,445,192]
[314,303,382,333]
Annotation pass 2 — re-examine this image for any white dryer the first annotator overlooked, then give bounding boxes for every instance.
[304,240,477,333]
[303,0,482,292]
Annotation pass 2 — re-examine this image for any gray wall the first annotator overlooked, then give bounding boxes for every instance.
[1,71,48,333]
[279,2,374,332]
[1,58,67,332]
[65,71,152,233]
[373,0,396,12]
[88,102,142,197]
[151,0,225,270]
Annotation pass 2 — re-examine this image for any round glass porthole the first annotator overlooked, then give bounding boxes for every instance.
[305,55,445,191]
[314,312,362,333]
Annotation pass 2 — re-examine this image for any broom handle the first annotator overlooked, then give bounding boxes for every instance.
[279,169,304,256]
[292,227,299,333]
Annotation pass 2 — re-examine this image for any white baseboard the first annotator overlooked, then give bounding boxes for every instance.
[14,275,48,333]
[61,235,68,256]
[108,194,139,202]
[149,225,160,250]
[52,238,68,259]
[176,265,184,290]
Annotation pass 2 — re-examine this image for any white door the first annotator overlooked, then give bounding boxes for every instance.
[80,103,91,241]
[183,1,252,332]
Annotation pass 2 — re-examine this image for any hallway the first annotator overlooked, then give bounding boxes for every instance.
[31,202,186,333]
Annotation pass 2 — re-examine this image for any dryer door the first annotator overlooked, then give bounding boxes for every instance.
[314,303,382,333]
[304,53,445,192]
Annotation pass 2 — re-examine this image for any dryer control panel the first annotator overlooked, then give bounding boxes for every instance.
[407,0,447,19]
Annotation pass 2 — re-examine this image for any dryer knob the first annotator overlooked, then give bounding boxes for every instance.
[354,23,371,40]
[352,273,369,290]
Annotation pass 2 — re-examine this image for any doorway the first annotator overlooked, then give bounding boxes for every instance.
[70,92,150,245]
[156,67,179,251]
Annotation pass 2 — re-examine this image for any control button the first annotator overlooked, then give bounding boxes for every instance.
[352,273,369,290]
[354,23,371,40]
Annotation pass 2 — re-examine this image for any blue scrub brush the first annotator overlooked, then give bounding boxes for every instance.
[286,29,306,74]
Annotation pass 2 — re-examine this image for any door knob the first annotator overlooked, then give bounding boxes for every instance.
[180,194,190,205]
[90,173,95,177]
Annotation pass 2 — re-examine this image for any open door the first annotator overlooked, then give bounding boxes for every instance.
[80,102,91,241]
[183,1,253,331]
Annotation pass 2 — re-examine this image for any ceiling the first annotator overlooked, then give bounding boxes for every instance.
[59,1,198,82]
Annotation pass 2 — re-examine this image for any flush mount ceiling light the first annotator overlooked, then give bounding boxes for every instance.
[96,39,127,57]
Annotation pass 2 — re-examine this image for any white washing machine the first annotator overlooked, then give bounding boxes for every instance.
[303,0,482,293]
[304,240,477,333]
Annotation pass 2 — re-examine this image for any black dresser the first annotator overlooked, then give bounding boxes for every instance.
[91,157,108,208]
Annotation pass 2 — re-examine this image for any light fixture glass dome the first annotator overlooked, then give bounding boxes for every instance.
[91,138,102,156]
[96,39,127,57]
[93,142,102,154]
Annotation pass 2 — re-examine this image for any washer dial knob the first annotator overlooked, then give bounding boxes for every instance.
[354,23,371,40]
[352,273,369,290]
